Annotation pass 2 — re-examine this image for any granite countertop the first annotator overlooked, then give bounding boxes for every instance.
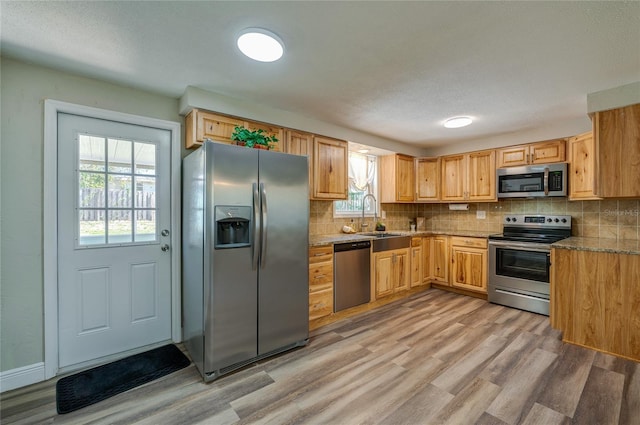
[309,230,496,247]
[552,237,640,255]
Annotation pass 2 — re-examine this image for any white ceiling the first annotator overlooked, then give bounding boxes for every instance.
[2,1,639,153]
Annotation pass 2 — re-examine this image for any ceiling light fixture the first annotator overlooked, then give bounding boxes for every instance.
[444,116,473,129]
[237,28,284,62]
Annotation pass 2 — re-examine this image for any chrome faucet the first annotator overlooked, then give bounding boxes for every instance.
[361,193,377,231]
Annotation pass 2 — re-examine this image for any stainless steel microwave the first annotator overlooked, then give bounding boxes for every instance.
[497,163,567,198]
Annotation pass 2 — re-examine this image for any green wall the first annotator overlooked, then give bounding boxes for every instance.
[0,58,181,372]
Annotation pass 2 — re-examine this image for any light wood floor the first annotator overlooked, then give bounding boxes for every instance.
[2,288,639,424]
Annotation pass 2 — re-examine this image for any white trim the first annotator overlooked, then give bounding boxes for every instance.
[43,100,182,382]
[0,363,45,393]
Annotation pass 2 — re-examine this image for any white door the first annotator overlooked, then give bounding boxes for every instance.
[57,113,172,369]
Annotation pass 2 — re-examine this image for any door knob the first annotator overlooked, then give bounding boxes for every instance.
[161,244,170,252]
[161,229,170,237]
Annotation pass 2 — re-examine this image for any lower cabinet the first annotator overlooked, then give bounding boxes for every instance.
[410,237,423,288]
[449,237,488,293]
[309,245,334,321]
[374,248,409,299]
[431,236,449,284]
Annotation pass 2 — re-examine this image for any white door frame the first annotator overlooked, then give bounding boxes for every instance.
[43,99,182,379]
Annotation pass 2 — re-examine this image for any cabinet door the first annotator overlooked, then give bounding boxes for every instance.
[422,237,432,283]
[309,289,334,321]
[496,145,529,168]
[198,111,245,145]
[374,252,394,298]
[410,246,422,287]
[431,236,449,284]
[450,247,487,293]
[440,155,466,201]
[284,130,314,194]
[530,139,566,164]
[394,250,410,292]
[596,104,640,198]
[396,154,415,202]
[312,136,348,200]
[467,150,496,201]
[416,158,440,201]
[568,131,600,200]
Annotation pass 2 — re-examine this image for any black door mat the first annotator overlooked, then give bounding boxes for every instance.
[56,344,191,414]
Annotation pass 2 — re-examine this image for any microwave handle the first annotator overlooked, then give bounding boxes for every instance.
[543,167,549,196]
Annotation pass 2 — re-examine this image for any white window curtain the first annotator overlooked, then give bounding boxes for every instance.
[348,152,376,192]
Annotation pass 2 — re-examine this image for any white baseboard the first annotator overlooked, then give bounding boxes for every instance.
[0,363,45,393]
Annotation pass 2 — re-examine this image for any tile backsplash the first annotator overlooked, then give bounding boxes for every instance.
[309,199,640,240]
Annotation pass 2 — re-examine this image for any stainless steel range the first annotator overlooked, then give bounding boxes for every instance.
[488,214,571,316]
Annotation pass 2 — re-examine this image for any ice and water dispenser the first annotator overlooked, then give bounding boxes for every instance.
[214,206,251,249]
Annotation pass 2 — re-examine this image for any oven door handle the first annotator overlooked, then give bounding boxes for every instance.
[489,240,551,252]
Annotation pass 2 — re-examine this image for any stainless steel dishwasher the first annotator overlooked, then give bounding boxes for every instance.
[334,240,371,312]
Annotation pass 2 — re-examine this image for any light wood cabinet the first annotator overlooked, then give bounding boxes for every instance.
[449,237,488,293]
[496,139,566,168]
[594,103,640,198]
[422,237,432,283]
[184,109,285,151]
[441,150,496,202]
[373,248,409,299]
[431,236,449,284]
[568,131,601,200]
[283,130,313,195]
[309,245,334,321]
[551,248,640,362]
[380,154,415,202]
[312,136,348,200]
[184,109,245,149]
[415,157,440,202]
[410,237,423,288]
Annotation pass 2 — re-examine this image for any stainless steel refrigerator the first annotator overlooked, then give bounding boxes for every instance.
[182,141,309,382]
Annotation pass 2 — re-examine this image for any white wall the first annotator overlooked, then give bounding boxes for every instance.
[0,58,181,374]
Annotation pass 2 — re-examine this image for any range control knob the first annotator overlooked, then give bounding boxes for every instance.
[512,217,517,222]
[561,218,567,223]
[506,217,511,222]
[554,218,560,223]
[547,218,553,223]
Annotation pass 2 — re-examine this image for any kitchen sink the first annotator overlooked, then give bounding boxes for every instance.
[368,234,411,252]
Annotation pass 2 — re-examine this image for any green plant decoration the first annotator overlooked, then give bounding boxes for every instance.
[231,126,278,150]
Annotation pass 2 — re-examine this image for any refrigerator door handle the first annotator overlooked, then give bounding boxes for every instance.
[260,182,268,268]
[252,182,260,270]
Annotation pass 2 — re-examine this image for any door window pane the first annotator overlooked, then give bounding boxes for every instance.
[79,135,106,171]
[135,142,156,175]
[108,210,133,243]
[76,134,158,247]
[108,138,132,173]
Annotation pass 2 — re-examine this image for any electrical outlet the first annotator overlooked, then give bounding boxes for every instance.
[381,210,386,219]
[476,210,486,219]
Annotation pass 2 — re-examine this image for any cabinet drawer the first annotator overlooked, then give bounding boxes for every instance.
[309,288,333,320]
[450,237,487,249]
[411,237,422,247]
[309,245,333,264]
[309,263,333,292]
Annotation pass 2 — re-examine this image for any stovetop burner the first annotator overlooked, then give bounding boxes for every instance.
[489,214,572,244]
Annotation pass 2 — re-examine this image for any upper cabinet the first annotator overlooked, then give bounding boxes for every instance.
[415,157,440,202]
[380,154,415,202]
[568,131,601,200]
[184,109,283,151]
[185,109,245,149]
[441,150,496,202]
[595,103,640,198]
[312,136,348,200]
[283,130,314,194]
[496,139,566,168]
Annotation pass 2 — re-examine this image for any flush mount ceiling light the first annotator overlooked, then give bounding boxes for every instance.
[444,116,473,129]
[237,28,284,62]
